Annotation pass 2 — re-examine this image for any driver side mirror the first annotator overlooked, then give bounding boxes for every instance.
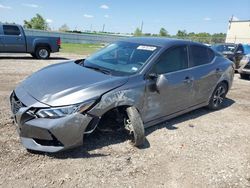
[147,73,168,93]
[146,72,159,92]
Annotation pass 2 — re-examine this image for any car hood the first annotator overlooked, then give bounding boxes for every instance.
[16,60,128,106]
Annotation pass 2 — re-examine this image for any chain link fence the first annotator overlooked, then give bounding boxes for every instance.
[25,29,250,45]
[24,29,127,44]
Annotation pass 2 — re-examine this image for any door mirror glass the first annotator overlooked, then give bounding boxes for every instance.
[147,73,165,92]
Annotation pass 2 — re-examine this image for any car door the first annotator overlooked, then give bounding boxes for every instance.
[188,45,220,104]
[3,25,26,52]
[143,45,195,123]
[0,25,4,52]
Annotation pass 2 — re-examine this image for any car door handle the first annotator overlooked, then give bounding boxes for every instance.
[183,76,194,84]
[16,38,22,41]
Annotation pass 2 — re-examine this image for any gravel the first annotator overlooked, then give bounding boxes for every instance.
[0,53,250,188]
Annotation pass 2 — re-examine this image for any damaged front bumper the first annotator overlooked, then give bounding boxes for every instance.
[10,92,99,153]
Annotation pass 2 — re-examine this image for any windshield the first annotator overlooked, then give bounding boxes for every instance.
[84,41,159,76]
[243,44,250,54]
[211,44,236,53]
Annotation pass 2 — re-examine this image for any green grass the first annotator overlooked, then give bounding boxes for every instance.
[60,43,103,55]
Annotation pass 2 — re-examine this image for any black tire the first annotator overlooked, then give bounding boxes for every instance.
[30,53,36,58]
[125,106,145,147]
[208,82,228,110]
[240,73,249,79]
[35,46,50,59]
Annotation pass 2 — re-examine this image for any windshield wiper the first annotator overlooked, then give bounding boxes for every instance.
[84,65,111,75]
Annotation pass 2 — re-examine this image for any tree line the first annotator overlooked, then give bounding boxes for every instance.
[22,14,226,44]
[134,27,226,44]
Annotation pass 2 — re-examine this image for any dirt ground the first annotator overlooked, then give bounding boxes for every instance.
[0,53,250,188]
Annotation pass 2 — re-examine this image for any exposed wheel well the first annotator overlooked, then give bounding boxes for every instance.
[35,44,51,52]
[97,105,132,131]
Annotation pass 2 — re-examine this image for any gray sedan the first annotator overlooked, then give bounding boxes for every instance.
[10,37,234,153]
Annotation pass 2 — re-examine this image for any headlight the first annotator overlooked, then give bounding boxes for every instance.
[36,100,95,118]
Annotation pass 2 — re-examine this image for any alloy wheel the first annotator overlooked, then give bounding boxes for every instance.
[213,86,226,108]
[38,49,49,59]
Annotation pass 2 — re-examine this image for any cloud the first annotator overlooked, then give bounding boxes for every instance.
[204,17,211,21]
[231,16,239,21]
[84,14,94,18]
[100,4,109,9]
[46,19,53,23]
[0,4,11,9]
[104,14,110,18]
[22,3,39,8]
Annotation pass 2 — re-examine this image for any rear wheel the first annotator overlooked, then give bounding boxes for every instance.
[240,73,249,79]
[125,107,145,147]
[35,47,50,59]
[208,82,228,110]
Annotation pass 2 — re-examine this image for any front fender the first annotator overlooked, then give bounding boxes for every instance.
[88,87,146,119]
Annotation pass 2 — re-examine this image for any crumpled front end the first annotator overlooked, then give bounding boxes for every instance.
[10,91,97,153]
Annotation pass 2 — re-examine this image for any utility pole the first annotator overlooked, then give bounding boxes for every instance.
[102,24,105,32]
[140,21,143,33]
[229,15,233,29]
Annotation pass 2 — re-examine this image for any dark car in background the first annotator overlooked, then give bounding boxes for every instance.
[10,37,234,153]
[211,43,250,70]
[0,24,60,59]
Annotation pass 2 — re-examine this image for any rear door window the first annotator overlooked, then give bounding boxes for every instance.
[189,45,215,67]
[3,25,21,36]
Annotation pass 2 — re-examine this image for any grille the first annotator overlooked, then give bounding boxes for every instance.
[244,62,250,70]
[10,92,26,114]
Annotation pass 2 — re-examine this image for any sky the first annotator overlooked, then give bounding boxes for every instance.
[0,0,249,34]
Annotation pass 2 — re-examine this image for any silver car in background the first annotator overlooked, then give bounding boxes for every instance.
[10,37,234,153]
[238,44,250,79]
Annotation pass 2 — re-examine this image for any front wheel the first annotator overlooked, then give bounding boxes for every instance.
[125,107,145,147]
[35,47,50,59]
[208,82,228,110]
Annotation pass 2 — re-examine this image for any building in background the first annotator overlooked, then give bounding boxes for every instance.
[226,20,250,44]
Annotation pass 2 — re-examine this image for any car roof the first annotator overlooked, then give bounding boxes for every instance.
[120,37,205,48]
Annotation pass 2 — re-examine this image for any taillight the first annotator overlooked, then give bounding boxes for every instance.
[56,38,61,46]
